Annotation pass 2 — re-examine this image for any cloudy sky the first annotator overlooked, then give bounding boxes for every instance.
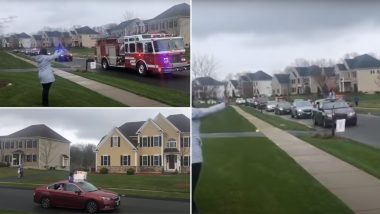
[0,0,188,35]
[0,108,190,145]
[193,0,380,79]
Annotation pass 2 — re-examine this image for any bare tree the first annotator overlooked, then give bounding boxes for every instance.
[39,140,57,168]
[122,10,136,21]
[343,52,359,59]
[192,53,218,79]
[292,58,310,67]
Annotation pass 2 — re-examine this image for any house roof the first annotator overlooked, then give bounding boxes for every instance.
[153,3,190,20]
[239,75,250,82]
[62,32,70,37]
[70,31,77,35]
[45,31,62,37]
[230,80,239,88]
[32,35,42,40]
[274,73,290,84]
[194,76,224,86]
[295,65,321,77]
[113,19,140,30]
[246,70,272,81]
[166,114,190,132]
[345,54,380,69]
[75,26,98,35]
[15,32,31,39]
[323,67,335,77]
[1,124,70,143]
[336,63,347,71]
[118,121,145,147]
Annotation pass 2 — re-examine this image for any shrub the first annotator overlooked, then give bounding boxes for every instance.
[126,168,135,175]
[0,162,9,167]
[99,167,109,174]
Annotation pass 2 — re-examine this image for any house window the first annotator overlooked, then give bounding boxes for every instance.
[174,20,178,27]
[153,155,160,166]
[111,136,119,147]
[10,141,14,149]
[62,156,69,167]
[26,155,32,162]
[27,140,33,148]
[167,139,176,148]
[183,137,190,147]
[101,155,110,166]
[182,156,190,166]
[142,156,148,166]
[32,155,37,162]
[121,155,129,166]
[4,155,10,163]
[32,140,37,148]
[142,137,148,147]
[5,141,9,149]
[153,136,160,147]
[18,141,22,148]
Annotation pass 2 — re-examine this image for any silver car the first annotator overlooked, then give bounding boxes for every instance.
[291,100,314,119]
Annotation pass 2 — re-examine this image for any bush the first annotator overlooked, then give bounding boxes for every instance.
[126,168,135,175]
[0,162,9,167]
[99,167,108,174]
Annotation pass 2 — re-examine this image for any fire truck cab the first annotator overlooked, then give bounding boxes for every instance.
[96,34,189,76]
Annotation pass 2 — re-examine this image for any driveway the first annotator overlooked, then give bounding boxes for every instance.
[0,187,189,213]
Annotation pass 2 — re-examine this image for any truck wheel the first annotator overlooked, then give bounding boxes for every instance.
[137,63,147,76]
[101,59,109,70]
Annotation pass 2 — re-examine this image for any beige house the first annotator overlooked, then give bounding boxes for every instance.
[0,124,70,171]
[289,66,323,95]
[95,114,190,174]
[71,26,99,48]
[145,3,190,47]
[271,73,290,96]
[336,54,380,93]
[109,18,147,38]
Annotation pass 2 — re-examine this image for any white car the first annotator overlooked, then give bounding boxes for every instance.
[235,98,246,105]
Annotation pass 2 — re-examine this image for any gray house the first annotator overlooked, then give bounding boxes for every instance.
[272,73,290,96]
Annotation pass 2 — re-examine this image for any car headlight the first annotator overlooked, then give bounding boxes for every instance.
[348,112,356,117]
[297,109,302,112]
[101,196,112,201]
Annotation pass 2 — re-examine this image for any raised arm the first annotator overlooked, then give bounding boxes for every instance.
[45,50,61,61]
[192,102,226,119]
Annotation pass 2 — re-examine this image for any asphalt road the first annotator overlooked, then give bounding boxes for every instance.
[258,108,380,149]
[57,57,190,93]
[0,187,189,214]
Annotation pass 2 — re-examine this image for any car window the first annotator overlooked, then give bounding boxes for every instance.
[65,183,80,192]
[76,181,98,192]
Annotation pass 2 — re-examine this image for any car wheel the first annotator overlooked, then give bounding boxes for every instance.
[41,197,51,209]
[86,200,98,214]
[137,62,147,76]
[101,59,109,70]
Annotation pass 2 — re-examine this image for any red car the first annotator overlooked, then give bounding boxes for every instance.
[33,180,120,213]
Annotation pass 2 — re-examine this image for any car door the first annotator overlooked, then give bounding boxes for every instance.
[60,183,86,209]
[49,183,66,208]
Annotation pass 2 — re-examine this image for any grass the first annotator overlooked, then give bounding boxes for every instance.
[0,168,189,200]
[354,107,380,116]
[300,136,380,179]
[13,52,70,69]
[68,47,95,57]
[71,70,189,107]
[0,71,125,107]
[240,106,313,131]
[0,51,36,69]
[200,106,256,133]
[196,137,353,214]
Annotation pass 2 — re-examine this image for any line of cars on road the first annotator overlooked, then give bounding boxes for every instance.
[235,96,357,128]
[12,48,73,62]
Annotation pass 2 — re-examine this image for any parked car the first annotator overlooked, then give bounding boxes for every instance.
[55,49,73,62]
[275,101,292,115]
[235,98,246,105]
[291,100,314,119]
[30,48,40,56]
[246,98,254,106]
[34,180,120,213]
[256,97,268,110]
[312,99,357,128]
[266,101,278,112]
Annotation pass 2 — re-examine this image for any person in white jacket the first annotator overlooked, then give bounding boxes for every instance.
[36,48,61,106]
[192,96,228,213]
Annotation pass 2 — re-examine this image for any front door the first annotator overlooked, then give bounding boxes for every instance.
[12,154,19,166]
[168,155,176,170]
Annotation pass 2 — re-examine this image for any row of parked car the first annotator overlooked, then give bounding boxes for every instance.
[235,97,357,128]
[12,48,73,62]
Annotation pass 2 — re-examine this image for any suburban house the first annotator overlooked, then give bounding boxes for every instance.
[145,3,190,47]
[95,114,190,174]
[1,37,10,48]
[41,31,63,47]
[0,124,71,171]
[109,18,147,38]
[31,35,43,48]
[288,65,323,95]
[192,76,225,101]
[72,26,99,48]
[321,67,337,92]
[272,73,290,96]
[14,33,32,48]
[237,71,272,97]
[226,80,241,98]
[336,54,380,93]
[238,74,254,98]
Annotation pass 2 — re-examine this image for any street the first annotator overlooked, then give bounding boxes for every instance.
[0,187,189,213]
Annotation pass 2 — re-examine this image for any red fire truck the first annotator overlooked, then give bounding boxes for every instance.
[95,34,189,76]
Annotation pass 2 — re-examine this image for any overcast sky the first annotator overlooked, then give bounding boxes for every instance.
[193,0,380,80]
[0,108,190,146]
[0,0,188,35]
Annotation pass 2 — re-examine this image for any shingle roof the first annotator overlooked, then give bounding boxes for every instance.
[14,32,31,39]
[153,3,190,20]
[75,26,98,35]
[166,114,190,132]
[336,64,347,71]
[32,35,42,40]
[295,65,321,77]
[230,80,239,88]
[274,73,290,84]
[118,121,145,147]
[45,31,62,37]
[323,67,335,77]
[246,70,272,81]
[113,19,139,30]
[193,76,224,86]
[345,54,380,69]
[239,75,250,82]
[1,124,70,143]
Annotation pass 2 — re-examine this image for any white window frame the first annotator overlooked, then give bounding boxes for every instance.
[102,155,109,166]
[153,155,160,166]
[142,137,148,147]
[183,137,190,147]
[142,155,148,166]
[111,136,118,147]
[62,156,69,167]
[167,139,176,148]
[153,136,160,147]
[122,155,129,166]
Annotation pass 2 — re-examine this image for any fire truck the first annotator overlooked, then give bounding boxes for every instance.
[95,34,190,76]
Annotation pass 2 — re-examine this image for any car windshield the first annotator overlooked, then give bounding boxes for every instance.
[153,39,185,52]
[295,101,312,107]
[76,181,98,192]
[278,102,291,107]
[323,101,349,109]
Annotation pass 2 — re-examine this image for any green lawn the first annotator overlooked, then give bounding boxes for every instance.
[345,93,380,108]
[354,107,380,116]
[0,168,189,200]
[0,51,36,69]
[71,70,189,107]
[13,52,69,68]
[196,137,353,213]
[300,136,380,179]
[68,47,95,57]
[200,106,256,133]
[0,71,125,107]
[240,106,313,131]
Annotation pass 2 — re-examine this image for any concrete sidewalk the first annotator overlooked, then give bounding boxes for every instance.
[9,53,169,107]
[233,105,380,214]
